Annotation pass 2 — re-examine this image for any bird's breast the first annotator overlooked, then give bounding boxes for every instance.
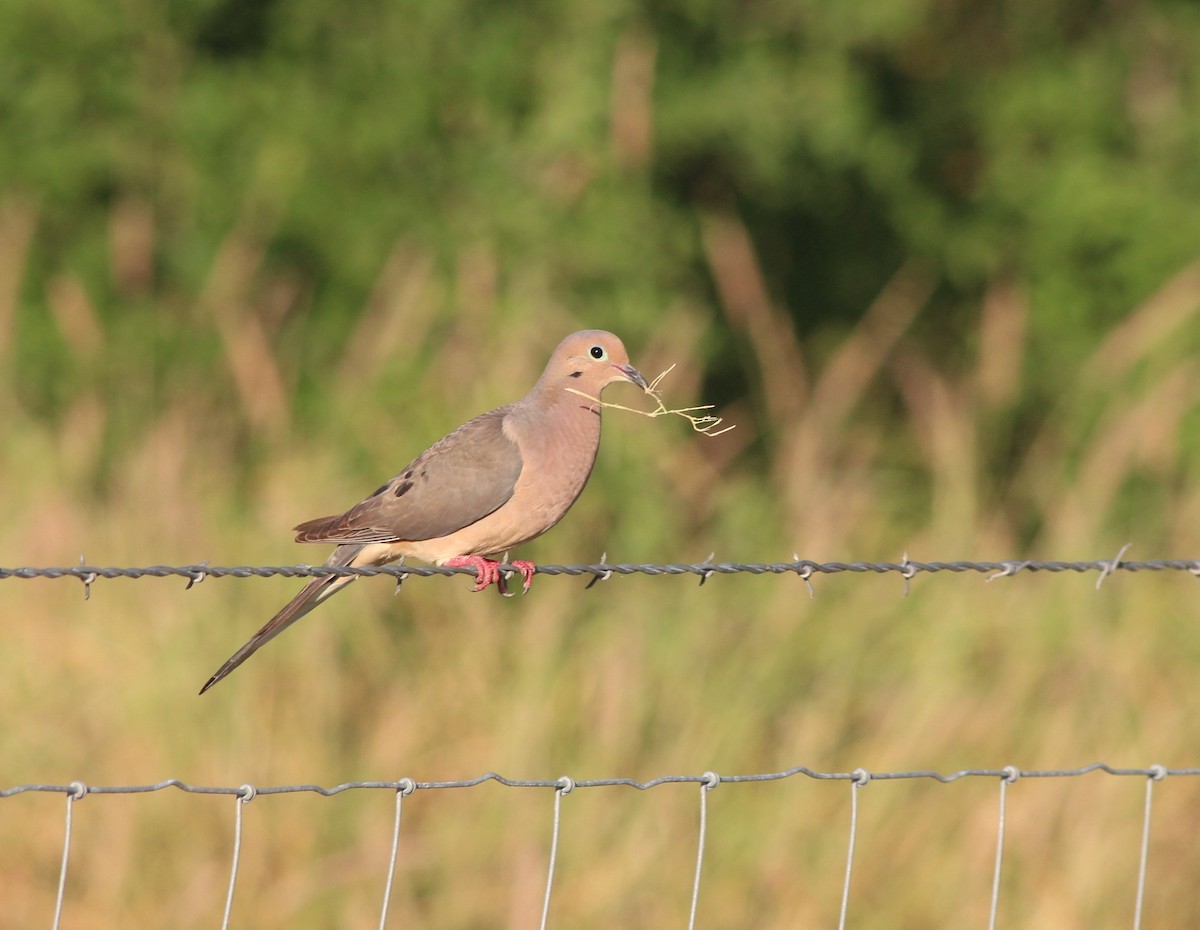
[406,402,602,562]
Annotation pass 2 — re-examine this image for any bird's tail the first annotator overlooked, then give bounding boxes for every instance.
[199,544,364,694]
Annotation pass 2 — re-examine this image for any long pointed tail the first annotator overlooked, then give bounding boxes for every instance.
[199,545,364,694]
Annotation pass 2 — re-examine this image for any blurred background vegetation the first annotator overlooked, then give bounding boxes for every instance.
[3,0,1200,926]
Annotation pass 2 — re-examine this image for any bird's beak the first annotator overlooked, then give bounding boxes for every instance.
[613,363,649,391]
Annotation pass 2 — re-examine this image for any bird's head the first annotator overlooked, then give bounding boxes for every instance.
[545,330,648,397]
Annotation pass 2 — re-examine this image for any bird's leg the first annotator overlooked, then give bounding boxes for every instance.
[445,555,502,592]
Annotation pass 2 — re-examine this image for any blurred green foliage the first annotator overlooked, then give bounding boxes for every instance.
[3,0,1199,416]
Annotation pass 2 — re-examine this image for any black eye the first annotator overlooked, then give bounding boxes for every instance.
[590,345,606,360]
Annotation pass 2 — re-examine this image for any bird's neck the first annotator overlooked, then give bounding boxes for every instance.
[517,383,603,451]
[526,377,603,416]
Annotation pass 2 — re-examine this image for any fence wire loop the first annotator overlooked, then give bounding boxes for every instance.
[52,782,87,930]
[378,783,409,930]
[838,770,868,930]
[220,787,252,930]
[1132,764,1166,930]
[688,772,717,930]
[538,776,572,930]
[988,768,1015,930]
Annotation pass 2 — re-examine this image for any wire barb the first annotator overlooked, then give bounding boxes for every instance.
[792,554,816,598]
[184,561,209,590]
[584,552,612,590]
[1096,542,1133,591]
[900,553,915,597]
[987,560,1026,581]
[77,554,95,601]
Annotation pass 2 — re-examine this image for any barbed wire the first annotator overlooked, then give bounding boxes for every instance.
[4,763,1189,930]
[3,549,1200,599]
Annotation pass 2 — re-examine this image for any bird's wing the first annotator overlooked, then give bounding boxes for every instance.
[293,407,523,544]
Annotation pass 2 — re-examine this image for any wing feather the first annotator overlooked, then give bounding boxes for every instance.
[293,407,523,544]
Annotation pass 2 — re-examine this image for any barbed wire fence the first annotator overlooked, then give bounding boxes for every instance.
[3,546,1199,597]
[4,553,1200,928]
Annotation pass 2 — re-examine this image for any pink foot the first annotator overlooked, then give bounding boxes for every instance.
[444,556,537,596]
[445,555,502,592]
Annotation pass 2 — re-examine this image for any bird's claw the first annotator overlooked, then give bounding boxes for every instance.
[445,555,536,595]
[490,559,536,596]
[509,560,536,595]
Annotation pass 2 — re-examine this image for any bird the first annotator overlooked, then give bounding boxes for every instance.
[200,330,647,694]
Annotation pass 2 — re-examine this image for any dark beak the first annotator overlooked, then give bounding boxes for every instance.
[614,363,649,391]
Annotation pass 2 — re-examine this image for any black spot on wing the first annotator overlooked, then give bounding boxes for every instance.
[569,370,583,378]
[394,480,414,498]
[371,483,389,498]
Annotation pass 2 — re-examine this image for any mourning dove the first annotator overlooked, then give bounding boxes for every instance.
[200,330,647,693]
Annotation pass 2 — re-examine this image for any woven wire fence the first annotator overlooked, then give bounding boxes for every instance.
[4,553,1200,928]
[4,764,1195,930]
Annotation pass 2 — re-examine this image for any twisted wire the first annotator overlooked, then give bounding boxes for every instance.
[3,555,1200,593]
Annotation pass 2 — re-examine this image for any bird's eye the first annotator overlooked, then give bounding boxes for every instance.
[590,345,607,360]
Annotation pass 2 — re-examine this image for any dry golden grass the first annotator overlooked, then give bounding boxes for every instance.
[2,210,1200,928]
